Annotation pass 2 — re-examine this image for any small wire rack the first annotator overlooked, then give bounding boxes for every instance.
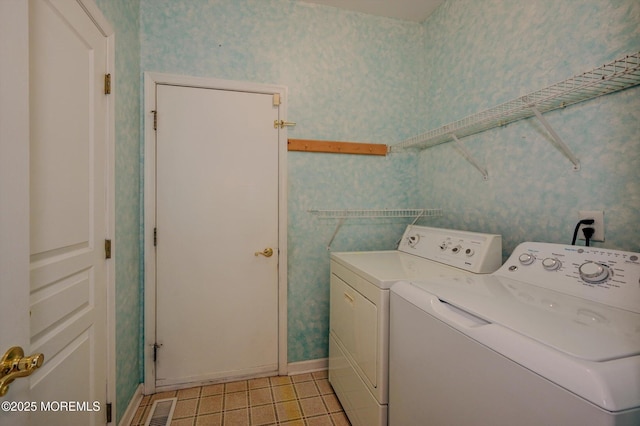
[307,208,443,218]
[390,52,640,152]
[308,209,443,250]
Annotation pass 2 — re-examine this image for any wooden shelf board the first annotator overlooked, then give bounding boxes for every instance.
[288,138,387,156]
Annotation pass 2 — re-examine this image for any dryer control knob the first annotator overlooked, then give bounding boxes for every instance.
[579,262,611,284]
[407,235,420,248]
[518,253,535,265]
[542,257,561,271]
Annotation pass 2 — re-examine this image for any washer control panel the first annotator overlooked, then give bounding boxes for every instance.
[398,226,502,274]
[497,242,640,313]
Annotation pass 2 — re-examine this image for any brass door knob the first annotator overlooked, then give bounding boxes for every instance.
[255,248,274,257]
[0,346,44,397]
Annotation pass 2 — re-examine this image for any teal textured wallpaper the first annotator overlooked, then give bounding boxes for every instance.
[415,0,640,258]
[140,0,424,363]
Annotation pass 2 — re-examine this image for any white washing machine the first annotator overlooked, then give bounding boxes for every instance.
[328,225,502,426]
[390,242,640,426]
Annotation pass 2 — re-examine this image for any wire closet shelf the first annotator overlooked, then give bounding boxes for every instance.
[309,209,443,250]
[308,208,442,219]
[389,52,640,152]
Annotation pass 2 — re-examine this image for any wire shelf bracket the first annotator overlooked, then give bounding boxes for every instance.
[308,209,443,250]
[529,105,580,170]
[389,52,640,173]
[451,134,489,180]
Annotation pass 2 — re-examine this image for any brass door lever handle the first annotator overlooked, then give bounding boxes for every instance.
[255,248,274,257]
[0,346,44,397]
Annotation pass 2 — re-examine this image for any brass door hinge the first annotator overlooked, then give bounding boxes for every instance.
[105,239,112,259]
[104,74,111,95]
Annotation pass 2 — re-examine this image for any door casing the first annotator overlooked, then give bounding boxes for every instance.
[143,72,289,394]
[0,4,31,424]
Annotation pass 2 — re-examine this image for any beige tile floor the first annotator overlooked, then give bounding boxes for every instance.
[130,371,351,426]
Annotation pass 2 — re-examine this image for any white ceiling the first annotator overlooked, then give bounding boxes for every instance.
[299,0,445,22]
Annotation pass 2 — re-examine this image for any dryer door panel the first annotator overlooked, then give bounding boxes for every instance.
[330,273,378,388]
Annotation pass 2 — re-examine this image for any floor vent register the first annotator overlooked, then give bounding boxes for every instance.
[144,397,177,426]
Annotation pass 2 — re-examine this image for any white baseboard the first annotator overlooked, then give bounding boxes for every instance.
[287,358,328,375]
[118,383,144,426]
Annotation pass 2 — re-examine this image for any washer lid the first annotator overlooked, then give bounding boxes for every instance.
[409,275,640,362]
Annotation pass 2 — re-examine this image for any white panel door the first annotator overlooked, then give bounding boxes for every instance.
[0,0,109,424]
[155,84,279,388]
[29,0,109,423]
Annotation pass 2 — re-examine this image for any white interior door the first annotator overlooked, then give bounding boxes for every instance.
[1,1,112,424]
[154,84,280,389]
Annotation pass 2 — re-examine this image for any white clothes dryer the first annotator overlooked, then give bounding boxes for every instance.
[389,242,640,426]
[328,225,502,426]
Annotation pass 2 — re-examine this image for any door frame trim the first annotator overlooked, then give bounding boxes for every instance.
[90,2,116,420]
[72,1,116,417]
[143,72,289,394]
[0,2,32,415]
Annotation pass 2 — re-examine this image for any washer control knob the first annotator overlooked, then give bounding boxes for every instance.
[542,257,561,271]
[451,245,462,254]
[464,248,475,257]
[579,262,611,284]
[518,253,535,265]
[439,241,448,251]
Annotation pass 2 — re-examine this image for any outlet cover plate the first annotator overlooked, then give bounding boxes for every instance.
[578,210,604,242]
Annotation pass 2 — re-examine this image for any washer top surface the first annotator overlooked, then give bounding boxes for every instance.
[407,274,640,362]
[400,241,640,361]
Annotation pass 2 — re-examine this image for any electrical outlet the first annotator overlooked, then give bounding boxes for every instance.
[578,210,605,242]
